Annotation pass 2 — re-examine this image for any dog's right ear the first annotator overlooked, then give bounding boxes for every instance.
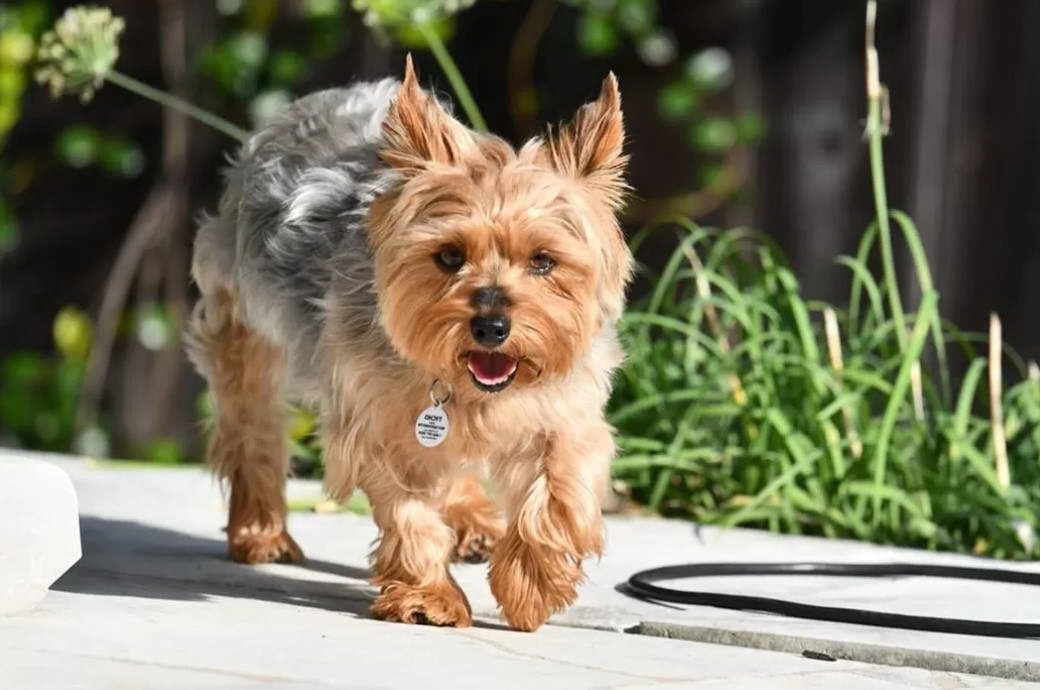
[382,55,475,173]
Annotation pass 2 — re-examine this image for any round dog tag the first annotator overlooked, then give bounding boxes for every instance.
[415,404,449,447]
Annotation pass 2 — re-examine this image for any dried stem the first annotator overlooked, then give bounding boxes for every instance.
[989,312,1010,489]
[865,0,921,421]
[824,308,863,459]
[681,242,746,406]
[910,361,925,422]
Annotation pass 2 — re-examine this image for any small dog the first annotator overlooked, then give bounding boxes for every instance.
[187,57,631,631]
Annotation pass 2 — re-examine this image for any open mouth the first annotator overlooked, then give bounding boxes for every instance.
[466,351,518,393]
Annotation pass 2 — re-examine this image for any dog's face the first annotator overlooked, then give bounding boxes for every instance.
[368,59,631,396]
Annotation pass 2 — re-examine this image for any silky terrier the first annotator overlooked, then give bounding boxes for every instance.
[188,57,631,631]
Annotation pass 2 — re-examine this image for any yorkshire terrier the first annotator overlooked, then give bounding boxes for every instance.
[187,57,631,631]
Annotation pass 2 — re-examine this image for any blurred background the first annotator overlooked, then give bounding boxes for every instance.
[2,0,1039,466]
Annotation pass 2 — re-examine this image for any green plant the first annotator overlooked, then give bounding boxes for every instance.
[0,307,110,455]
[35,5,248,140]
[0,0,50,258]
[608,1,1040,559]
[35,2,488,139]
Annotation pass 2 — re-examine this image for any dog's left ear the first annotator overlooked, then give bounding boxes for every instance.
[546,73,627,206]
[382,55,475,172]
[544,74,631,319]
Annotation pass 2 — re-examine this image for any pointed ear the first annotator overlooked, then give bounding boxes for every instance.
[381,55,475,172]
[546,73,627,199]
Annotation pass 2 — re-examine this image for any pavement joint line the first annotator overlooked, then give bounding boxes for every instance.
[20,646,310,684]
[450,628,698,684]
[635,620,1040,683]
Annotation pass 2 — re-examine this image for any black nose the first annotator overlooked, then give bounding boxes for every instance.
[470,315,511,346]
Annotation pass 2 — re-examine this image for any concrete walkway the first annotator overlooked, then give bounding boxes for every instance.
[3,451,1037,688]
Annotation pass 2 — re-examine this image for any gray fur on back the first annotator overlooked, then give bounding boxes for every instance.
[193,79,403,395]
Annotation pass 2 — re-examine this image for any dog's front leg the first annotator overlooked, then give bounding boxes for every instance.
[362,468,473,627]
[488,424,613,631]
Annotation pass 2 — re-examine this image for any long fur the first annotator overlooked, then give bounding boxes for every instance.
[188,57,632,631]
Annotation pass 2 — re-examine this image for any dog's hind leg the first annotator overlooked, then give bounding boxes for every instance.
[187,289,303,564]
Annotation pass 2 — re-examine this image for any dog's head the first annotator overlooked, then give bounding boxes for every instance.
[368,57,631,396]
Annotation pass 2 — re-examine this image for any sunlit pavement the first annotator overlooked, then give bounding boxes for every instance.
[2,450,1035,688]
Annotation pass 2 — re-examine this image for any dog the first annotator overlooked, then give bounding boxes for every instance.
[187,56,631,631]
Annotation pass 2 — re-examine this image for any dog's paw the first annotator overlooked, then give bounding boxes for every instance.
[451,521,503,564]
[442,485,505,564]
[489,534,581,632]
[228,527,305,565]
[371,581,472,627]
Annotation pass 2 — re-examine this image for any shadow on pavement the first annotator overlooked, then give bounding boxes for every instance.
[54,516,513,631]
[54,516,374,617]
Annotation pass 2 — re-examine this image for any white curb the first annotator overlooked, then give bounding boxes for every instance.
[0,451,81,614]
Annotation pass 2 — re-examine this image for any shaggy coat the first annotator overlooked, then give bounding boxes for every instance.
[188,58,631,631]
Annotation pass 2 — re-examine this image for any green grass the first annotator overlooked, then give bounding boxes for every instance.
[287,491,372,515]
[87,457,193,470]
[608,1,1040,559]
[609,218,1040,559]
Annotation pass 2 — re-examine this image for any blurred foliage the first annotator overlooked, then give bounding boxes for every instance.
[54,124,145,178]
[0,1,45,142]
[353,0,476,27]
[0,300,183,458]
[201,0,353,128]
[350,0,458,49]
[0,188,17,257]
[569,0,764,196]
[128,302,177,352]
[288,406,324,477]
[573,0,662,60]
[0,1,50,259]
[1,307,92,452]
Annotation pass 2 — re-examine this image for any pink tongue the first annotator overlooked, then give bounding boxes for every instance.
[467,351,517,383]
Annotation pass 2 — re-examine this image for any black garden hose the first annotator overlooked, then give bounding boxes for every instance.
[625,562,1040,638]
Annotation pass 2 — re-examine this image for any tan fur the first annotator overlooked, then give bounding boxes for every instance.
[371,579,472,627]
[190,59,631,631]
[186,290,303,564]
[441,475,505,563]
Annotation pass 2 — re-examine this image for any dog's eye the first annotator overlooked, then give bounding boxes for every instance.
[530,251,555,275]
[434,246,465,273]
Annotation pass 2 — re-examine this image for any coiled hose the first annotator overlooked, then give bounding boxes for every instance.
[625,562,1040,638]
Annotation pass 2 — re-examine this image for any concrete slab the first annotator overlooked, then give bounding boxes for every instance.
[3,452,1037,688]
[0,451,80,614]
